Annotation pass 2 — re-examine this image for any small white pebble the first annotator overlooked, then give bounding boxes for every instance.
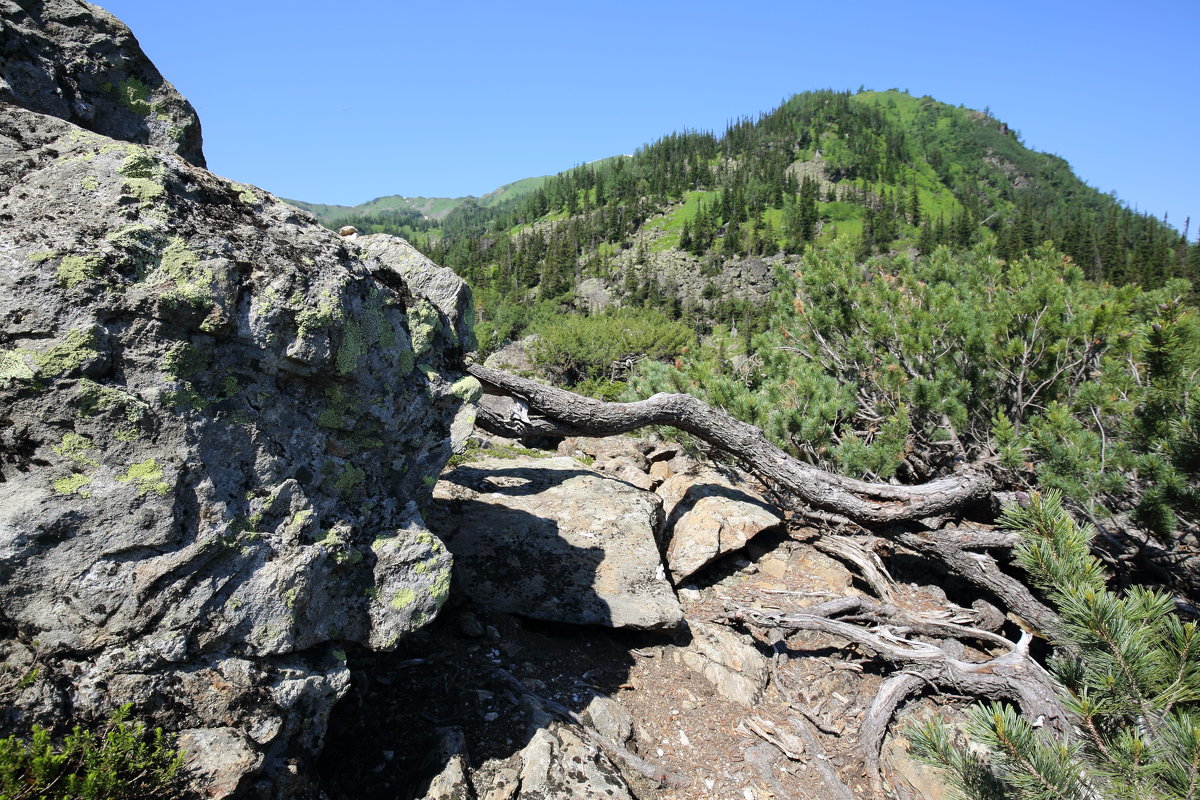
[657,748,664,756]
[679,730,690,747]
[705,779,715,790]
[743,789,755,800]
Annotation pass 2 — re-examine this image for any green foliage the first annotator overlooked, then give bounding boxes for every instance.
[911,491,1200,800]
[630,242,1199,532]
[0,705,186,799]
[528,307,694,386]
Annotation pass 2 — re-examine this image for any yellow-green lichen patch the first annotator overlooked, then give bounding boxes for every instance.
[161,342,209,380]
[27,251,57,263]
[0,350,34,387]
[106,224,165,278]
[406,298,441,358]
[75,379,148,427]
[118,458,170,496]
[336,291,398,375]
[230,182,258,205]
[333,466,365,497]
[389,588,416,610]
[116,78,152,115]
[56,254,105,289]
[155,238,212,307]
[295,303,338,335]
[32,329,99,379]
[288,509,314,534]
[429,567,452,608]
[52,472,92,497]
[449,376,482,403]
[52,433,99,468]
[117,148,164,206]
[81,174,98,191]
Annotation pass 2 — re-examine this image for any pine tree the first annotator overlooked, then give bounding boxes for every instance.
[911,491,1200,800]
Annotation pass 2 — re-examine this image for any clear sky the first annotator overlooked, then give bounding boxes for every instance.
[96,1,1197,233]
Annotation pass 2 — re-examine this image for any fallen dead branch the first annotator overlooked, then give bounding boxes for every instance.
[469,363,995,525]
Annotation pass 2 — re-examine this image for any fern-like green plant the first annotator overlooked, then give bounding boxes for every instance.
[909,491,1200,800]
[0,705,187,799]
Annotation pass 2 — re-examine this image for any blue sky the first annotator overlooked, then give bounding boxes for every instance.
[99,1,1196,233]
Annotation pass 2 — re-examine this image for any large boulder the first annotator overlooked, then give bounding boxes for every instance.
[657,468,783,582]
[427,456,683,630]
[0,0,206,166]
[0,99,473,796]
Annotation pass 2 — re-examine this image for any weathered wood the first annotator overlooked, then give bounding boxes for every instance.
[469,363,996,524]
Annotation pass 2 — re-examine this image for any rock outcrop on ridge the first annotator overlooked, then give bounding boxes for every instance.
[1,0,206,166]
[0,4,476,794]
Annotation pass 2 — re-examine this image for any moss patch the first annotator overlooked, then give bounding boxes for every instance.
[118,458,170,496]
[449,376,483,403]
[333,466,365,497]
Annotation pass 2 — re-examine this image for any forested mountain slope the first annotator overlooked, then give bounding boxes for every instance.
[314,89,1198,350]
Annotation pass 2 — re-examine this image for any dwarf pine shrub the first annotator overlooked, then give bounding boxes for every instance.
[0,705,187,799]
[909,491,1200,799]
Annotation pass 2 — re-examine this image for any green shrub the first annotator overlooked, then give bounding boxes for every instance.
[529,307,694,385]
[909,491,1200,799]
[0,706,187,799]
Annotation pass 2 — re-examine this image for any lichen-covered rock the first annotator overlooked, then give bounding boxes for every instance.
[427,456,683,630]
[0,100,472,794]
[0,0,206,166]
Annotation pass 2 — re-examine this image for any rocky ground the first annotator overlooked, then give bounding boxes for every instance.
[317,433,966,800]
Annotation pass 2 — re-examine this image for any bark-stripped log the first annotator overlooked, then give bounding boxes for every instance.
[468,363,996,525]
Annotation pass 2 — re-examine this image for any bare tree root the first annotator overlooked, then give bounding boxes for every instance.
[720,599,1067,792]
[469,364,995,524]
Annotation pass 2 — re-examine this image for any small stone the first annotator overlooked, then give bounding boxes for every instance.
[456,611,485,638]
[338,225,358,237]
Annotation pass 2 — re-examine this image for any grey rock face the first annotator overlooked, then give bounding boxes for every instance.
[0,102,472,794]
[0,0,206,166]
[428,456,683,630]
[514,723,634,800]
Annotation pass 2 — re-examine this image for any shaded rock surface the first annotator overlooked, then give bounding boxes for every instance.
[0,0,205,166]
[427,455,682,630]
[0,83,472,797]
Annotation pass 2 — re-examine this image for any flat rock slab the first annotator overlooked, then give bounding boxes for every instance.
[429,456,682,630]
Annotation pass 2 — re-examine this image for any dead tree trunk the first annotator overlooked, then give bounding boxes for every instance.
[469,363,995,525]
